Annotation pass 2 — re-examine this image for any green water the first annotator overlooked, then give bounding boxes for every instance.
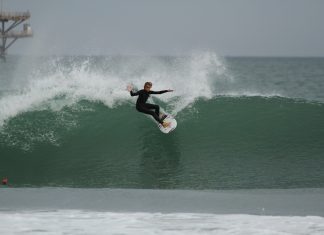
[1,55,324,189]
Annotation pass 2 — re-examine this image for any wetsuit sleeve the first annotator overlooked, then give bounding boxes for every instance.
[130,90,139,96]
[149,90,169,94]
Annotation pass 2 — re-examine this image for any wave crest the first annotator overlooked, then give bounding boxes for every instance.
[0,52,227,126]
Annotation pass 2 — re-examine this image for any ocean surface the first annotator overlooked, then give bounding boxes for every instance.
[1,53,324,234]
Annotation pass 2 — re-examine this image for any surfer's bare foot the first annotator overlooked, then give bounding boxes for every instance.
[162,122,170,128]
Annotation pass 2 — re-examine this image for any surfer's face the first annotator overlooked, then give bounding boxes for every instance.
[144,85,152,92]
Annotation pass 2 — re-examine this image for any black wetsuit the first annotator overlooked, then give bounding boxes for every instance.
[130,89,168,124]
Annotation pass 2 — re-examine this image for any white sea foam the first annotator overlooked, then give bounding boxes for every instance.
[0,52,227,126]
[0,211,323,235]
[4,53,319,129]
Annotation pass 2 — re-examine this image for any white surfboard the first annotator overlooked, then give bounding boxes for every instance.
[158,114,177,134]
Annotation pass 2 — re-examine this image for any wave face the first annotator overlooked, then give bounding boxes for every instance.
[0,54,324,189]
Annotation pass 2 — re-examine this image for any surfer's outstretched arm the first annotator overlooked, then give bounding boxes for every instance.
[127,85,139,96]
[130,90,139,96]
[150,90,173,94]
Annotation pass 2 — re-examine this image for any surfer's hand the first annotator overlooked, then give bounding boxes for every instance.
[168,89,174,92]
[127,85,133,92]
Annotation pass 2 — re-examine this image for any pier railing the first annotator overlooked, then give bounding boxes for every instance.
[0,11,31,21]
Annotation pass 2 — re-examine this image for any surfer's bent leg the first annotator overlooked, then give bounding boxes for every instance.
[144,103,160,116]
[136,105,163,124]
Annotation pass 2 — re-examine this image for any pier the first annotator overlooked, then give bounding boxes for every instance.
[0,11,33,60]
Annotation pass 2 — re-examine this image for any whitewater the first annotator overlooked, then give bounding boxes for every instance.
[1,188,324,235]
[0,53,225,127]
[1,53,323,129]
[1,211,323,235]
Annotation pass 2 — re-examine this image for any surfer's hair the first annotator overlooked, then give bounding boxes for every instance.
[144,82,152,88]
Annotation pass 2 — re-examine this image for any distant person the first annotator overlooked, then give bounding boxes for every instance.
[127,82,173,128]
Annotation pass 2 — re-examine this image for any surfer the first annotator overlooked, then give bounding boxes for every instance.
[127,82,173,128]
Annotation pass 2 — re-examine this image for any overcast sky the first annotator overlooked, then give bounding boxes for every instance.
[2,0,324,56]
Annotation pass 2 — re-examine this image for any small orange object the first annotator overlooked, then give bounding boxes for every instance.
[2,178,8,185]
